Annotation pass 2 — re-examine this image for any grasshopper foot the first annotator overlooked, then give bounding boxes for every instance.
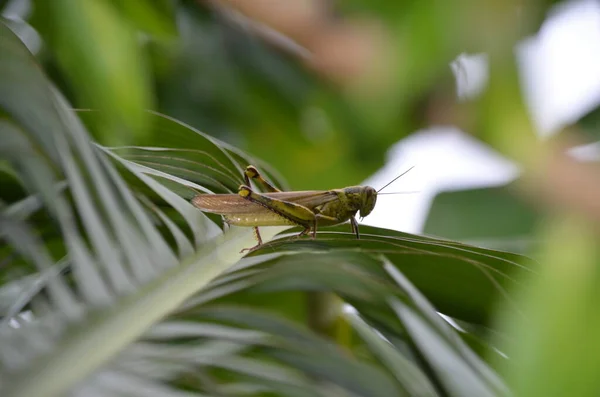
[240,226,263,254]
[296,227,312,240]
[240,244,261,254]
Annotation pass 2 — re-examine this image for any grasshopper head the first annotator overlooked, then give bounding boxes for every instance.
[359,186,377,218]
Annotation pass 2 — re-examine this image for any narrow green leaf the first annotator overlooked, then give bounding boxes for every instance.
[0,228,263,397]
[257,225,534,327]
[384,262,508,396]
[347,311,439,397]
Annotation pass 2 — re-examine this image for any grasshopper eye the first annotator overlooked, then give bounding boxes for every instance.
[359,187,377,218]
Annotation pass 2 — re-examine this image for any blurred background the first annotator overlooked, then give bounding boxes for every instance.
[364,0,600,237]
[3,1,600,396]
[5,0,600,254]
[1,1,598,242]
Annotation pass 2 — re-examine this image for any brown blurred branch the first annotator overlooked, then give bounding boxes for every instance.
[207,0,313,61]
[204,0,393,87]
[523,133,600,226]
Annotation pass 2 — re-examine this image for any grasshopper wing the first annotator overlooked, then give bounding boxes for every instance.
[191,194,259,214]
[191,194,296,226]
[263,190,340,209]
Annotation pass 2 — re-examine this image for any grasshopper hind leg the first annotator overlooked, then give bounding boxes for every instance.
[244,165,281,193]
[253,227,263,245]
[239,165,277,254]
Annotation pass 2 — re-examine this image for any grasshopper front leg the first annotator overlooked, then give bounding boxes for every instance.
[350,216,360,239]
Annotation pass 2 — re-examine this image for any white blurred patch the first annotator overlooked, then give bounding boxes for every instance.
[361,128,518,233]
[569,141,600,161]
[451,53,489,101]
[518,0,600,136]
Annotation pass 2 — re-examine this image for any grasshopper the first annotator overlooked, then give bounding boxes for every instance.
[191,165,412,251]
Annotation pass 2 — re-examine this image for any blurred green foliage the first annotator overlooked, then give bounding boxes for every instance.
[29,0,407,189]
[9,0,596,191]
[3,0,496,189]
[424,183,541,252]
[3,0,600,396]
[31,0,156,145]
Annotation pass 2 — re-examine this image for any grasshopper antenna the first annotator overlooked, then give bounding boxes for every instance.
[378,191,420,195]
[376,166,415,193]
